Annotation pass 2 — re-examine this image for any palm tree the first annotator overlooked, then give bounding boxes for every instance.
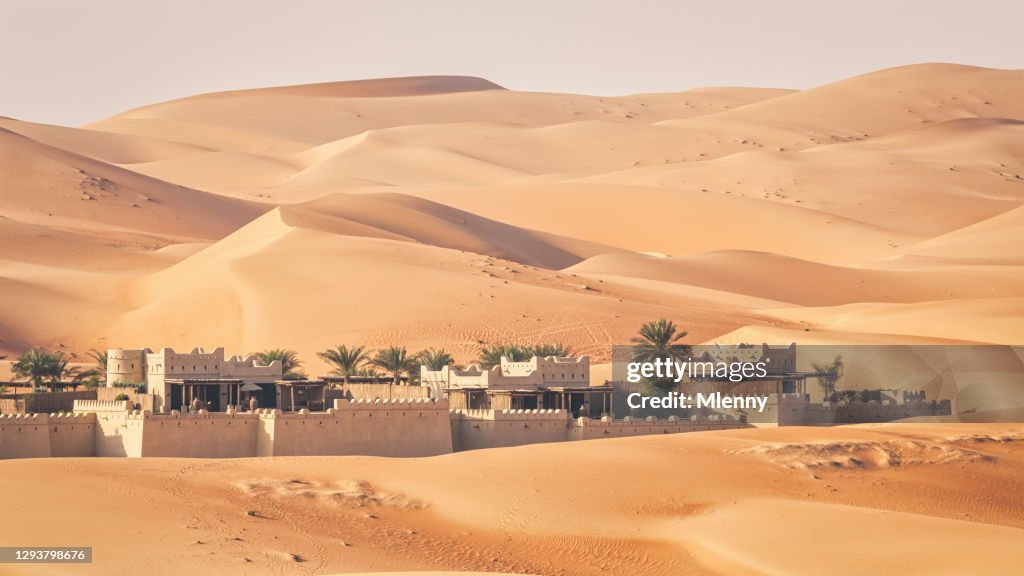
[71,368,104,389]
[356,366,384,378]
[531,343,574,358]
[478,344,533,368]
[630,319,691,392]
[370,346,419,386]
[812,354,844,401]
[630,319,691,362]
[253,348,306,380]
[84,348,108,386]
[317,345,368,386]
[12,349,79,390]
[87,348,108,372]
[419,348,454,371]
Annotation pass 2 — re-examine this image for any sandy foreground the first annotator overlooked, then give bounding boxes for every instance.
[0,424,1021,575]
[0,64,1022,370]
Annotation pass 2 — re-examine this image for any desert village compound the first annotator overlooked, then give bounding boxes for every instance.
[0,344,950,460]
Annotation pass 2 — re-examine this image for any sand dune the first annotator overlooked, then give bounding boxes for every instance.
[0,424,1021,575]
[667,63,1024,139]
[103,209,783,372]
[278,193,614,269]
[0,127,264,242]
[0,63,1022,361]
[566,250,1024,306]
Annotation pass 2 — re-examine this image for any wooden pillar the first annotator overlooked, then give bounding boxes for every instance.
[291,386,296,413]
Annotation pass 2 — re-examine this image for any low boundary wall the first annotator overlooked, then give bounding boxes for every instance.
[3,402,749,460]
[0,413,97,459]
[451,409,747,451]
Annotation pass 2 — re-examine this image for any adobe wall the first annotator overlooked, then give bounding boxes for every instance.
[0,413,97,459]
[568,415,745,441]
[47,413,97,457]
[777,397,954,426]
[451,409,569,451]
[137,411,259,458]
[264,399,452,457]
[93,410,145,457]
[0,415,54,459]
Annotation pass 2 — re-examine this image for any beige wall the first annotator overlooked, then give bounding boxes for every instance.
[568,415,744,441]
[3,402,751,461]
[140,412,259,458]
[777,396,953,426]
[450,409,748,451]
[0,413,97,459]
[450,409,571,451]
[12,399,454,459]
[266,399,452,457]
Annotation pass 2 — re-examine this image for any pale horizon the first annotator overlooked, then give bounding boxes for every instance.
[2,0,1023,126]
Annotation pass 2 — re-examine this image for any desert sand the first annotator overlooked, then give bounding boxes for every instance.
[0,424,1022,575]
[2,66,1024,574]
[1,64,1021,373]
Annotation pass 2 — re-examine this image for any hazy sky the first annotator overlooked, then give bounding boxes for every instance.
[2,0,1022,126]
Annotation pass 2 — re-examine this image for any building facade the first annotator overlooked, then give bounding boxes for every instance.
[421,355,613,418]
[106,347,282,413]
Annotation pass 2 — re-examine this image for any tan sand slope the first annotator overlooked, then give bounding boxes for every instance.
[0,424,1021,575]
[0,64,1022,362]
[104,208,787,373]
[566,250,1024,306]
[0,127,264,242]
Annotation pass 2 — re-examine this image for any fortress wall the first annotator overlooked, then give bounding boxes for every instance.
[47,413,97,457]
[94,411,146,457]
[779,398,954,426]
[569,416,745,441]
[256,412,276,457]
[265,399,452,457]
[451,409,569,451]
[778,397,954,424]
[139,411,259,458]
[0,414,54,459]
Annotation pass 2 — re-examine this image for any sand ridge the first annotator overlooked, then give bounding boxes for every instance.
[0,64,1022,371]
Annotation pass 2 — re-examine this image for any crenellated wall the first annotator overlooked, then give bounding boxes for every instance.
[450,409,747,451]
[138,411,260,458]
[261,399,452,457]
[0,413,97,459]
[0,399,453,459]
[777,396,953,426]
[2,401,747,460]
[451,408,568,451]
[569,414,744,441]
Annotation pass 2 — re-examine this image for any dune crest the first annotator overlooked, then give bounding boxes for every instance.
[1,63,1022,361]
